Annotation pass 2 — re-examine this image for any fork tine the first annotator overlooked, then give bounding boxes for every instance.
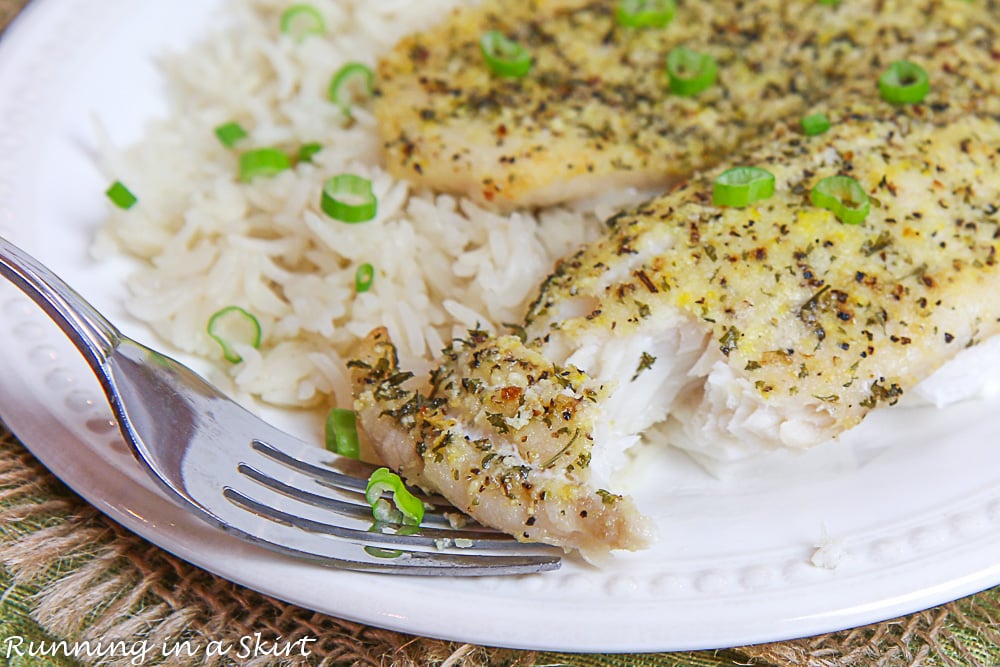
[231,436,563,562]
[222,488,562,575]
[250,438,449,505]
[186,424,562,573]
[224,487,557,553]
[250,438,371,493]
[247,437,499,531]
[237,462,465,530]
[236,463,374,521]
[240,441,490,529]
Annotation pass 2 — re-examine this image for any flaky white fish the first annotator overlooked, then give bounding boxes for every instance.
[353,110,1000,553]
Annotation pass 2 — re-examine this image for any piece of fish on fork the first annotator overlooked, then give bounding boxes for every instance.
[0,236,560,575]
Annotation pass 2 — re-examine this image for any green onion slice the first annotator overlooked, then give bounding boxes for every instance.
[480,30,532,78]
[355,262,375,293]
[712,167,776,208]
[363,525,403,559]
[214,121,247,148]
[801,113,831,136]
[325,407,360,458]
[206,306,262,363]
[878,60,929,105]
[364,545,403,559]
[666,45,718,97]
[616,0,676,27]
[363,522,420,559]
[238,148,291,182]
[320,173,377,222]
[810,175,870,225]
[328,63,375,116]
[297,142,323,163]
[279,4,326,40]
[365,467,425,525]
[105,181,137,210]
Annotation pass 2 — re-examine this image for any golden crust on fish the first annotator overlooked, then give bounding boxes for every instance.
[350,327,653,555]
[526,108,1000,439]
[375,0,998,210]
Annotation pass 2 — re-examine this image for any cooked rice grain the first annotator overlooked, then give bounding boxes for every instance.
[96,0,619,410]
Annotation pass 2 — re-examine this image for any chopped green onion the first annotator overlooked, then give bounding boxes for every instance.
[238,148,291,182]
[365,467,424,526]
[480,30,532,78]
[363,522,419,559]
[363,527,403,559]
[297,142,323,163]
[801,113,831,136]
[214,121,247,148]
[364,545,403,559]
[279,4,326,40]
[355,262,375,293]
[615,0,676,28]
[666,45,717,97]
[878,60,929,105]
[817,0,840,4]
[320,173,377,222]
[325,407,360,458]
[810,175,870,225]
[105,181,137,210]
[712,167,775,208]
[328,63,374,116]
[206,306,262,363]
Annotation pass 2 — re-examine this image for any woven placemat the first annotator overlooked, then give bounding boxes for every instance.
[3,2,1000,666]
[0,0,19,31]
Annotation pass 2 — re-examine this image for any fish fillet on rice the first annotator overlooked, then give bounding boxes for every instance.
[353,109,1000,553]
[375,0,998,210]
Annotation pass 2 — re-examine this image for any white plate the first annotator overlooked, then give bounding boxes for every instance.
[3,0,1000,653]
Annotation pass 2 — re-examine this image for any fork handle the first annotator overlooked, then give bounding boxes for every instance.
[0,236,120,372]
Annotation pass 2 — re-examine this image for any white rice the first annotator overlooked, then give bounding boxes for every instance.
[93,0,631,413]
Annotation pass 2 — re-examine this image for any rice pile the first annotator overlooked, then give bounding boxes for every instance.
[94,0,640,414]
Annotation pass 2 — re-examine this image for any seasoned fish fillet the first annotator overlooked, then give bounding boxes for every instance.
[351,327,654,555]
[524,108,1000,462]
[353,108,1000,552]
[375,0,998,210]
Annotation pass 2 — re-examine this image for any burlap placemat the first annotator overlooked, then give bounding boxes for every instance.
[4,2,1000,665]
[0,0,19,33]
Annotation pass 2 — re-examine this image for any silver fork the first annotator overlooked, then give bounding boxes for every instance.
[0,236,561,575]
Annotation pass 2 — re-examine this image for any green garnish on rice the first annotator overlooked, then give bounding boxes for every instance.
[206,306,261,363]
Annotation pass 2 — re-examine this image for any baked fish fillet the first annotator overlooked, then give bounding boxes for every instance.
[375,0,998,210]
[351,328,654,555]
[352,109,1000,553]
